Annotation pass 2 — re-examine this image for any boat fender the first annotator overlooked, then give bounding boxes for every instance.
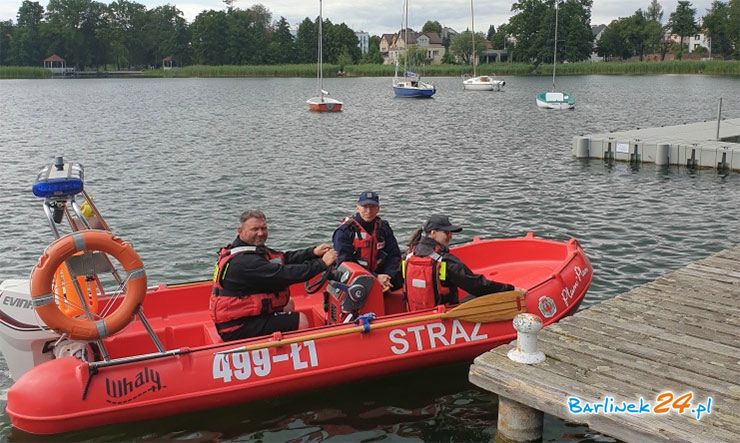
[354,313,376,333]
[30,230,147,341]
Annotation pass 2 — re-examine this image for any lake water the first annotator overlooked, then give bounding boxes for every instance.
[0,75,739,441]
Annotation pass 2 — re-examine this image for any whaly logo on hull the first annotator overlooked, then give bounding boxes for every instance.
[105,367,163,403]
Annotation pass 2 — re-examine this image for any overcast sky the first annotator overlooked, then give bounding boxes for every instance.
[0,0,717,34]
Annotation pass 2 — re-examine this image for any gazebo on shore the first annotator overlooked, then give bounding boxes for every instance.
[43,54,69,74]
[162,55,175,70]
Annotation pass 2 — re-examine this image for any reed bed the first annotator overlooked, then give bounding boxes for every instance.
[4,60,737,79]
[536,60,740,75]
[0,66,51,79]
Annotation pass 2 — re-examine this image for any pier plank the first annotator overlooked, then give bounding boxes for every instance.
[469,246,740,443]
[581,309,739,360]
[586,298,739,340]
[559,316,739,373]
[543,319,740,385]
[625,286,740,322]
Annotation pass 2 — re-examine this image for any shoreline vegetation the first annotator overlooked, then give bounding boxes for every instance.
[1,60,738,79]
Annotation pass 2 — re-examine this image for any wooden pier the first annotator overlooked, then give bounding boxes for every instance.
[469,245,740,442]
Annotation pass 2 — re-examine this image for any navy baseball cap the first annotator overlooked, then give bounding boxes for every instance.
[423,214,462,233]
[357,191,380,206]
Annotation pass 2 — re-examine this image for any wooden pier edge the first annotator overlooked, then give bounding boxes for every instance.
[469,245,740,443]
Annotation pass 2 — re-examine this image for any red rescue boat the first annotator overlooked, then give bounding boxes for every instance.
[0,158,592,435]
[2,232,591,435]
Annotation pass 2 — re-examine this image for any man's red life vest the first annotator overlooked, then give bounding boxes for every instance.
[343,216,385,272]
[209,245,290,329]
[402,250,449,311]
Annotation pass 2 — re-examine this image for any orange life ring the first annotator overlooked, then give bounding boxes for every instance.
[30,230,147,340]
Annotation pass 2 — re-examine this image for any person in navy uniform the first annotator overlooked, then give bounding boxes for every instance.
[332,192,402,291]
[210,210,337,341]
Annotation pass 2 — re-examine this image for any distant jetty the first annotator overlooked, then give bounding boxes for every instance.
[572,118,740,172]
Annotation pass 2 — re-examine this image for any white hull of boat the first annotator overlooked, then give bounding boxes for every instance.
[535,98,574,110]
[463,76,505,91]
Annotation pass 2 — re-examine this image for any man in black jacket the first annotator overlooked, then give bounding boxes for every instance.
[210,210,337,341]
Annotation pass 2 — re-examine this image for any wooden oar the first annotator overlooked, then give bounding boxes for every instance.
[217,290,526,355]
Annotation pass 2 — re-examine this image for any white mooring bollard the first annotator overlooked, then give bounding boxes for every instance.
[507,313,545,364]
[497,314,546,442]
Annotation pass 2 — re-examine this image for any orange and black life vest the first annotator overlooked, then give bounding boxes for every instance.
[210,245,290,328]
[402,250,449,311]
[343,216,386,272]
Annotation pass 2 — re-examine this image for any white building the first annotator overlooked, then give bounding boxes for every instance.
[688,32,710,53]
[356,31,370,54]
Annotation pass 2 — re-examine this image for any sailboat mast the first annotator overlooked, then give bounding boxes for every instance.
[552,1,558,91]
[318,0,323,99]
[404,0,408,77]
[471,0,476,77]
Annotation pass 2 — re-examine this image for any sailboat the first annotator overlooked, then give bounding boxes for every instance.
[536,1,574,109]
[307,0,343,112]
[462,0,505,91]
[392,0,436,98]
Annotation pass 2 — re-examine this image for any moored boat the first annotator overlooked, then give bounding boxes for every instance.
[392,0,436,98]
[1,159,592,435]
[463,74,505,91]
[462,0,505,92]
[535,2,575,110]
[306,0,343,112]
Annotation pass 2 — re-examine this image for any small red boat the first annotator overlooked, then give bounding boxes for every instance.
[0,159,592,435]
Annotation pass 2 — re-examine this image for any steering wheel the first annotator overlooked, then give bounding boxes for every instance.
[305,269,331,294]
[305,267,344,294]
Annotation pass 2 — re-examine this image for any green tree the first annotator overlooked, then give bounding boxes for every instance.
[730,0,740,58]
[107,0,148,69]
[143,5,190,67]
[486,24,496,41]
[267,16,294,63]
[12,1,45,65]
[360,35,383,63]
[421,20,442,34]
[509,0,593,64]
[668,0,698,57]
[560,0,594,62]
[449,30,487,64]
[190,10,228,64]
[703,1,732,58]
[294,17,317,63]
[646,0,664,23]
[490,23,509,49]
[324,21,360,64]
[0,20,13,65]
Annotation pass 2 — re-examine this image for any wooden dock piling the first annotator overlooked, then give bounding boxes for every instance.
[470,246,740,442]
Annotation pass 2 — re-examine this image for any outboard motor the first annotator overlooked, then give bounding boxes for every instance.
[0,280,60,380]
[325,262,385,324]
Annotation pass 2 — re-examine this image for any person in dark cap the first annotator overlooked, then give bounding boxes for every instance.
[332,191,402,291]
[403,214,516,311]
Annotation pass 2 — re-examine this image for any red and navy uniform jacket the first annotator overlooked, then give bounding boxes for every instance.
[210,238,327,332]
[332,213,401,278]
[403,237,515,311]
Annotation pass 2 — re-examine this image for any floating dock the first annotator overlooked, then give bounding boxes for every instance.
[572,118,740,171]
[469,245,740,442]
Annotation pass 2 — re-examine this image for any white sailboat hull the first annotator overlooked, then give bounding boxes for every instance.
[463,76,505,91]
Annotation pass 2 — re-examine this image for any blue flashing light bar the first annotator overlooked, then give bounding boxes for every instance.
[32,159,84,198]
